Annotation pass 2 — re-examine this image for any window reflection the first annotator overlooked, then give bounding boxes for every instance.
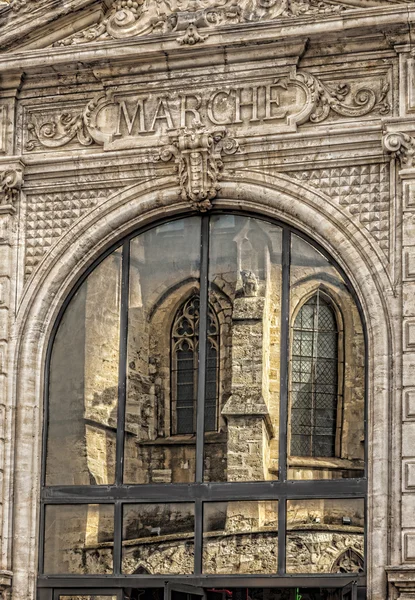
[203,501,278,574]
[289,236,365,480]
[46,252,122,486]
[286,499,364,574]
[44,505,114,574]
[125,218,201,484]
[205,216,283,482]
[122,503,194,574]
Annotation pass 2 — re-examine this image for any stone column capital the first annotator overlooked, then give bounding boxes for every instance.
[383,131,415,169]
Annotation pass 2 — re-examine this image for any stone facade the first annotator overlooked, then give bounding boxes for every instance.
[1,0,415,599]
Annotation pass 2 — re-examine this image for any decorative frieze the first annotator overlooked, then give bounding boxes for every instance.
[157,120,239,211]
[54,0,349,47]
[25,70,390,153]
[383,132,415,168]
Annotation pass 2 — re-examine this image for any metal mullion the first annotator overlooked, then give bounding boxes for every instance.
[277,496,286,575]
[278,227,290,574]
[38,574,367,588]
[115,240,130,486]
[42,478,367,501]
[113,502,122,575]
[195,215,210,483]
[194,499,203,575]
[279,227,291,482]
[38,502,46,574]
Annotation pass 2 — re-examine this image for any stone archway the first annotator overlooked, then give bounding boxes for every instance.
[8,171,395,600]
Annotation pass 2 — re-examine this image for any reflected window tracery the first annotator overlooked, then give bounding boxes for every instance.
[290,292,340,458]
[171,295,219,435]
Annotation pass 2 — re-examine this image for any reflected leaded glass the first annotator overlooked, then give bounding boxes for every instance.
[291,293,338,457]
[172,295,219,434]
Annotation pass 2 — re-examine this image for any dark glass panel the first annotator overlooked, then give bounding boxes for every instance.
[43,505,114,574]
[203,500,278,574]
[286,498,365,574]
[122,503,194,574]
[205,215,283,482]
[46,251,122,485]
[125,218,201,484]
[289,235,365,480]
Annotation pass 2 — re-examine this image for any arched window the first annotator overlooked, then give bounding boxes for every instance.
[290,292,340,458]
[171,295,219,434]
[41,214,366,599]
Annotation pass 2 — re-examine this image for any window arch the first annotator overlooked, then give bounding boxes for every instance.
[171,295,219,435]
[41,213,366,597]
[290,291,341,458]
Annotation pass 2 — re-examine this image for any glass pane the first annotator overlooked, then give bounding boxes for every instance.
[122,503,194,574]
[125,218,201,484]
[43,504,114,574]
[205,215,282,482]
[203,500,278,573]
[289,235,365,480]
[46,251,122,485]
[286,498,365,574]
[59,597,117,600]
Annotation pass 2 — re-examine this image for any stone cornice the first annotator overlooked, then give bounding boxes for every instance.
[0,4,411,74]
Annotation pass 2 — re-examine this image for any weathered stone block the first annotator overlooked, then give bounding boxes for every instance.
[403,422,415,457]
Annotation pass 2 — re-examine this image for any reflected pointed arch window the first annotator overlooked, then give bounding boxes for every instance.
[171,295,219,435]
[290,291,340,458]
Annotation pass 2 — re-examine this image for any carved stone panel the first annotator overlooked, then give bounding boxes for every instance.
[25,188,119,277]
[290,163,390,256]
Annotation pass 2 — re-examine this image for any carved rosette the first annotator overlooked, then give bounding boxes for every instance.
[158,121,239,211]
[0,167,23,213]
[383,132,415,168]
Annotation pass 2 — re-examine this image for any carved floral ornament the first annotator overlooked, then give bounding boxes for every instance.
[53,0,352,47]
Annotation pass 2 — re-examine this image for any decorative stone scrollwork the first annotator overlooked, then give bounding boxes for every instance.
[53,0,348,47]
[157,119,239,211]
[0,167,23,211]
[383,131,415,168]
[290,71,390,123]
[25,92,115,151]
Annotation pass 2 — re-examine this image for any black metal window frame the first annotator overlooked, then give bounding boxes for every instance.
[39,210,368,592]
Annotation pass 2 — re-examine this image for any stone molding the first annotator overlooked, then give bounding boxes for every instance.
[383,132,415,168]
[387,566,415,600]
[157,121,239,211]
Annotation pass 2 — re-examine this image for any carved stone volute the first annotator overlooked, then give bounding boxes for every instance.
[0,165,23,213]
[158,120,239,211]
[383,132,415,168]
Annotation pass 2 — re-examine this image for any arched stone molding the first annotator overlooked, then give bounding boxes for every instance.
[8,170,396,600]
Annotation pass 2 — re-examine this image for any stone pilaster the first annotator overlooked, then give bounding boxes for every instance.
[0,159,23,588]
[384,129,415,597]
